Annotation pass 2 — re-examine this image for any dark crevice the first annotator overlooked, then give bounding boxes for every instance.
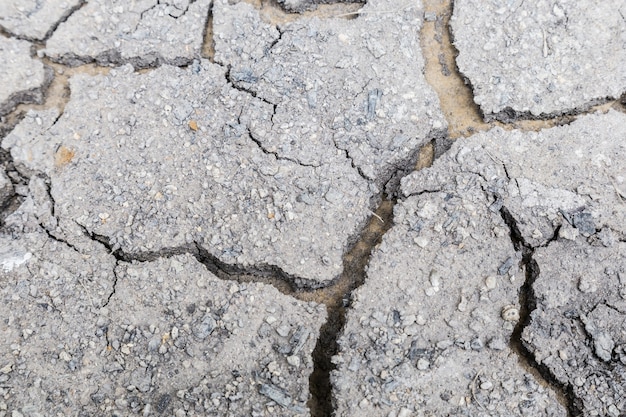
[383,133,447,198]
[238,107,319,168]
[247,129,319,168]
[403,188,442,198]
[46,50,198,70]
[267,25,285,52]
[201,1,215,61]
[333,145,370,184]
[0,139,28,226]
[307,197,395,417]
[193,242,304,293]
[499,205,580,416]
[39,225,83,256]
[0,66,54,118]
[488,99,613,125]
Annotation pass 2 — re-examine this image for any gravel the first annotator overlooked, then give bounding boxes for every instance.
[0,230,325,416]
[524,240,626,416]
[333,110,626,416]
[332,146,565,415]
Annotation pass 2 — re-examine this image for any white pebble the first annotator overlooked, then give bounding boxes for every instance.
[501,305,520,322]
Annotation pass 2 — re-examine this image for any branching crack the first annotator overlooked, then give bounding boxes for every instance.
[224,65,277,108]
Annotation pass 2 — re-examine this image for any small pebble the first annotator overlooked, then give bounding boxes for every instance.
[501,305,520,322]
[417,358,430,370]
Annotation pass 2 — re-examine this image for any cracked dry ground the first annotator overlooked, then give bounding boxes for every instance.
[1,0,625,416]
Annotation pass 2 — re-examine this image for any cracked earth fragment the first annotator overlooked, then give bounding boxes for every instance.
[333,110,626,415]
[0,230,325,415]
[0,229,117,413]
[100,255,325,416]
[332,152,565,415]
[0,0,83,41]
[0,37,52,116]
[385,110,625,415]
[524,240,626,416]
[402,110,626,248]
[4,62,372,285]
[451,0,626,120]
[213,0,447,187]
[43,0,212,68]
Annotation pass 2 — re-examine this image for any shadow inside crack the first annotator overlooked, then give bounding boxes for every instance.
[306,197,394,417]
[499,206,581,416]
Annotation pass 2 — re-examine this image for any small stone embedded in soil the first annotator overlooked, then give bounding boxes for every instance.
[0,37,51,116]
[451,0,626,120]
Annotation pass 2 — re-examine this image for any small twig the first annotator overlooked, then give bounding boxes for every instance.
[605,170,626,204]
[470,370,485,410]
[369,209,384,224]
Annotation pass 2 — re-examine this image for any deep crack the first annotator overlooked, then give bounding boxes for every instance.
[499,205,580,416]
[305,197,394,417]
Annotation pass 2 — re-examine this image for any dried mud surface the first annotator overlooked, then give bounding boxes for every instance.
[1,1,625,416]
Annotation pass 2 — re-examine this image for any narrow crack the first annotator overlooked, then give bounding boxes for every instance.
[102,261,120,307]
[41,0,88,42]
[0,65,54,118]
[498,205,580,416]
[267,24,285,52]
[224,65,277,108]
[246,129,319,168]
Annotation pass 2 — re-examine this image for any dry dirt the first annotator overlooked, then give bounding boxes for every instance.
[1,1,625,416]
